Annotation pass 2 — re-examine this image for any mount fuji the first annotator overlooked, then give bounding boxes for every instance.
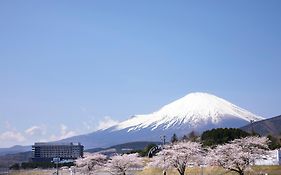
[62,92,264,149]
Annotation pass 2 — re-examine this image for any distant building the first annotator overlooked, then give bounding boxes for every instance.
[32,142,83,162]
[255,149,281,165]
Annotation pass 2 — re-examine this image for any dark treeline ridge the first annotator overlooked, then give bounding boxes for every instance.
[129,143,157,157]
[201,128,250,147]
[170,128,281,149]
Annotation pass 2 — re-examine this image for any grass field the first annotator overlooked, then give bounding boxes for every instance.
[137,166,281,175]
[8,165,281,175]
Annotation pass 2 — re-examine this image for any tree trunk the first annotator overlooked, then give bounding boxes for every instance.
[177,169,185,175]
[177,165,185,175]
[229,168,244,175]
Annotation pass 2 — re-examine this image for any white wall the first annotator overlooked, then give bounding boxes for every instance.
[255,150,281,166]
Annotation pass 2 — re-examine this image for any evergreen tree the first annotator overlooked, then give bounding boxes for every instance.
[181,135,188,141]
[267,135,281,149]
[10,163,20,170]
[171,133,178,143]
[201,128,250,147]
[188,130,198,142]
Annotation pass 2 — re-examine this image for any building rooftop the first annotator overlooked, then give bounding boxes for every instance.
[33,142,82,146]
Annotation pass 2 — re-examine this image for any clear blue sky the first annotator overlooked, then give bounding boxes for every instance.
[0,0,280,147]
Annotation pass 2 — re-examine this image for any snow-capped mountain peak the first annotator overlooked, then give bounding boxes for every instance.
[114,92,264,132]
[62,92,265,149]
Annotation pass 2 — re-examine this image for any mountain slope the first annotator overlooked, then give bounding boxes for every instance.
[86,141,162,154]
[0,145,31,156]
[63,92,264,149]
[241,115,281,136]
[113,92,263,132]
[0,151,32,168]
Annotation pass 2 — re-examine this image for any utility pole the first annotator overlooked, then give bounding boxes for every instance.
[53,158,60,175]
[56,161,59,175]
[160,135,166,175]
[250,120,255,135]
[200,162,204,175]
[161,135,166,145]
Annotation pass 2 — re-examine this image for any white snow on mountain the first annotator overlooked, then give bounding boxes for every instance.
[114,92,264,132]
[59,92,265,149]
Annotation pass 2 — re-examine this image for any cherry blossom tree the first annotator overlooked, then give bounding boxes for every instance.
[75,152,107,174]
[105,153,143,175]
[148,151,170,174]
[149,141,203,175]
[207,136,269,175]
